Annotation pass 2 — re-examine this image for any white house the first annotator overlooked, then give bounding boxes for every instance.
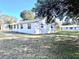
[2,17,79,34]
[8,18,56,34]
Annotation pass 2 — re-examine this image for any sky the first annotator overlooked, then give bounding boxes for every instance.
[0,0,37,19]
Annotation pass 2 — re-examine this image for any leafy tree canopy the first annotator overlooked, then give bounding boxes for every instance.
[20,10,35,21]
[0,15,16,24]
[33,0,79,23]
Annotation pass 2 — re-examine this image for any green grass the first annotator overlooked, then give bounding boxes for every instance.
[49,38,79,59]
[0,31,79,59]
[55,31,79,36]
[2,31,79,39]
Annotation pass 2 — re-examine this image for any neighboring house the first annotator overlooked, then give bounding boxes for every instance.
[60,25,79,31]
[0,23,13,31]
[0,16,16,31]
[0,20,9,31]
[0,22,16,31]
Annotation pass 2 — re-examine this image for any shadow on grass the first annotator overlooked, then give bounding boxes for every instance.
[48,37,79,59]
[0,36,78,59]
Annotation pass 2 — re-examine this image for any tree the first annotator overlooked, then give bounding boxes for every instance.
[0,15,17,29]
[33,0,79,24]
[0,15,16,24]
[20,10,35,20]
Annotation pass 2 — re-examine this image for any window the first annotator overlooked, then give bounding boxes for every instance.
[14,25,16,29]
[70,27,73,29]
[41,23,43,28]
[28,23,31,29]
[51,25,53,28]
[20,24,23,29]
[74,27,76,30]
[66,27,68,29]
[8,25,12,29]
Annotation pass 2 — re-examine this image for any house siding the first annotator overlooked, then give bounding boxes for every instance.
[10,22,56,34]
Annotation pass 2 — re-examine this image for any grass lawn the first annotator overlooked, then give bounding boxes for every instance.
[55,31,79,36]
[11,31,79,39]
[2,31,79,38]
[0,31,79,59]
[48,36,79,59]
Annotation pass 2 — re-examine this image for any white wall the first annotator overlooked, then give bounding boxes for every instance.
[11,22,56,34]
[12,23,35,34]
